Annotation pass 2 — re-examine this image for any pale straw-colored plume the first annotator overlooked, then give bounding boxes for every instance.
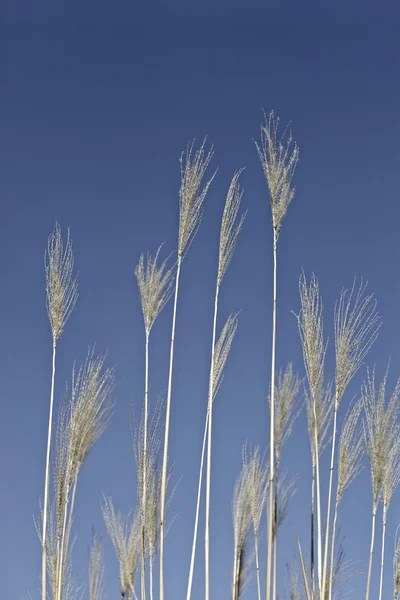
[178,138,216,258]
[242,443,269,600]
[54,395,71,541]
[135,244,174,338]
[273,364,301,467]
[272,470,297,538]
[285,560,305,600]
[363,366,400,514]
[295,272,327,407]
[335,278,381,405]
[295,271,328,595]
[43,221,78,600]
[135,245,173,600]
[255,110,299,236]
[55,348,114,600]
[45,222,79,344]
[363,365,400,600]
[217,170,246,285]
[232,458,252,600]
[211,313,239,401]
[68,348,115,479]
[102,497,141,599]
[89,531,105,600]
[336,400,364,505]
[304,382,334,467]
[393,525,400,600]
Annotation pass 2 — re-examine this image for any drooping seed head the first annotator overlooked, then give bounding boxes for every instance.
[336,400,364,505]
[211,313,239,401]
[45,222,78,343]
[273,364,301,467]
[335,278,381,405]
[178,138,216,258]
[102,496,140,599]
[68,347,115,481]
[241,443,269,539]
[218,170,246,285]
[135,244,175,337]
[362,365,400,511]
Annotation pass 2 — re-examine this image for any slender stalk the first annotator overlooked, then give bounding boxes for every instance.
[232,548,238,600]
[255,537,262,600]
[266,233,277,600]
[272,524,277,600]
[149,559,154,600]
[379,510,388,600]
[322,398,339,593]
[366,508,377,600]
[297,534,312,600]
[205,284,220,600]
[42,341,57,600]
[186,414,208,600]
[328,503,338,600]
[159,255,182,600]
[141,334,149,600]
[312,394,322,595]
[311,465,315,599]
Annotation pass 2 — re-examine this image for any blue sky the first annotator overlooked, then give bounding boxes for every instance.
[2,1,400,598]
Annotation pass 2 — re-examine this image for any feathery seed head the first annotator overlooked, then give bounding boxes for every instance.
[102,497,140,599]
[212,313,239,401]
[296,272,327,405]
[89,531,105,600]
[271,470,297,539]
[178,138,216,257]
[336,400,364,504]
[45,222,78,343]
[218,170,246,285]
[334,278,381,404]
[68,347,115,481]
[362,365,400,510]
[135,244,174,337]
[255,110,299,237]
[305,380,334,466]
[241,443,269,538]
[273,364,301,466]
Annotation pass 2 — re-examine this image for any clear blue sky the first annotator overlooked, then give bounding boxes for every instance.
[2,1,400,598]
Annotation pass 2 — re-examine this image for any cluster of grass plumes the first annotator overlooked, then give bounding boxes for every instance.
[35,112,400,600]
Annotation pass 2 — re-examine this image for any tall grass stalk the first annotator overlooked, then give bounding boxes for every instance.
[296,273,328,596]
[159,138,215,600]
[205,171,245,600]
[42,222,78,600]
[135,245,174,600]
[321,280,380,596]
[255,110,299,600]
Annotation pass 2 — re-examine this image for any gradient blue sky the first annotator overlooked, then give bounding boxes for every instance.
[2,1,400,598]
